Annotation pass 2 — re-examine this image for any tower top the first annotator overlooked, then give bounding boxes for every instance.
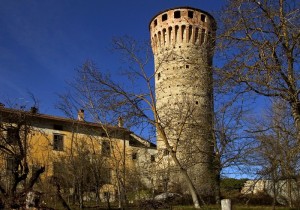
[149,6,216,31]
[149,6,216,54]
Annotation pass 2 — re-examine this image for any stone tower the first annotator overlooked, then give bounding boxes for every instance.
[149,7,216,195]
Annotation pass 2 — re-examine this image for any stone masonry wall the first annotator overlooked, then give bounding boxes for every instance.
[149,7,216,195]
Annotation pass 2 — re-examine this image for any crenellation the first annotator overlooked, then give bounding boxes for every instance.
[150,7,215,55]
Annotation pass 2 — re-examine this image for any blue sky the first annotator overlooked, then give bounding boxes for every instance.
[0,0,224,116]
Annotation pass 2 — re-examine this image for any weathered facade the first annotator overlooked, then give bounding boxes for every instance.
[0,107,156,203]
[149,7,216,194]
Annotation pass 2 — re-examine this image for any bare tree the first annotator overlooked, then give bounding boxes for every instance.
[53,138,109,209]
[56,96,141,209]
[216,0,300,140]
[60,36,214,208]
[0,105,45,209]
[247,99,300,208]
[213,90,253,204]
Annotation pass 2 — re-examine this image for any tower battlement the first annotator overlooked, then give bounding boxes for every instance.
[149,7,216,54]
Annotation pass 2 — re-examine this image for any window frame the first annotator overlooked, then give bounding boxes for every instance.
[7,127,19,144]
[102,141,111,157]
[132,152,137,160]
[53,133,64,151]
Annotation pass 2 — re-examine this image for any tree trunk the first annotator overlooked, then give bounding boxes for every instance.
[180,168,201,209]
[291,102,300,143]
[157,123,202,209]
[215,169,221,205]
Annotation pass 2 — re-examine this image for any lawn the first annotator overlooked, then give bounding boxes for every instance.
[168,205,295,210]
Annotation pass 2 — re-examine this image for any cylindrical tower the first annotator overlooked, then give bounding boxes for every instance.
[149,7,216,195]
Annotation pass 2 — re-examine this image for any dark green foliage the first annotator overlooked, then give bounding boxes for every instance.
[221,178,248,193]
[220,178,276,206]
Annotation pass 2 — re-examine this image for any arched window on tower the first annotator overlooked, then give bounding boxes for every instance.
[175,25,179,43]
[158,31,161,47]
[188,25,193,42]
[181,25,186,42]
[162,28,166,45]
[200,29,206,45]
[195,28,199,44]
[154,34,158,50]
[168,27,172,44]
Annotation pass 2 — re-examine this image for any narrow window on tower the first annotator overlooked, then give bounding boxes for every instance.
[175,25,179,43]
[186,65,189,69]
[195,28,199,43]
[188,25,193,42]
[181,25,186,41]
[168,27,172,44]
[188,11,194,18]
[154,34,158,50]
[201,14,206,22]
[157,72,161,80]
[162,28,166,45]
[200,29,206,45]
[154,19,157,27]
[162,14,168,21]
[174,11,181,18]
[195,101,199,105]
[158,31,161,47]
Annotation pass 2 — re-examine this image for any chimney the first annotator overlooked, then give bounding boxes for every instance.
[118,116,124,127]
[78,109,84,121]
[30,106,38,114]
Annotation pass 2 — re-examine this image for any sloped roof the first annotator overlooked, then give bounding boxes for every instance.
[0,106,126,132]
[0,106,156,148]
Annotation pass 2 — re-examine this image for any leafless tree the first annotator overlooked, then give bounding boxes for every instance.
[247,99,300,208]
[0,105,45,209]
[59,36,213,208]
[57,96,139,209]
[213,90,254,204]
[52,138,109,209]
[216,0,300,140]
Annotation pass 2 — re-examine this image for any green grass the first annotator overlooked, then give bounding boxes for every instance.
[45,201,297,210]
[168,205,296,210]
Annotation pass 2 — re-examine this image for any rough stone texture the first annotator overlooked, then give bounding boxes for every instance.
[149,7,216,195]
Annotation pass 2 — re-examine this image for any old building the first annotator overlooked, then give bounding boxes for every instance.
[0,106,156,202]
[0,6,217,206]
[149,7,216,194]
